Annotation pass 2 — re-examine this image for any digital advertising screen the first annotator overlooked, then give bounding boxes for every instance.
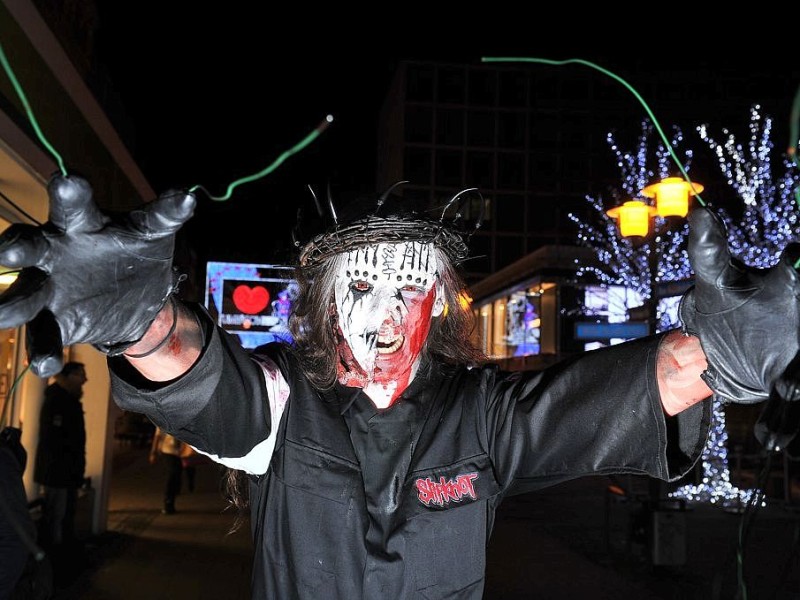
[205,261,298,349]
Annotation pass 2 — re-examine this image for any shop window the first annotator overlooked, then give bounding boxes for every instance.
[477,304,493,356]
[504,290,542,357]
[538,283,557,354]
[581,285,644,349]
[491,298,507,358]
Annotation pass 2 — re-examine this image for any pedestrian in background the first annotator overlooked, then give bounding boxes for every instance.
[33,362,86,550]
[0,426,46,599]
[149,427,185,514]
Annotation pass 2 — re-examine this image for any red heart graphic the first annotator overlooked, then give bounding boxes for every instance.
[232,285,270,314]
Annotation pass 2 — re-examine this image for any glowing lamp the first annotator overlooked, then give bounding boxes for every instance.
[642,176,704,218]
[606,200,656,237]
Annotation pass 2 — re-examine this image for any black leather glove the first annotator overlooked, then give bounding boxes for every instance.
[679,206,800,403]
[0,174,195,377]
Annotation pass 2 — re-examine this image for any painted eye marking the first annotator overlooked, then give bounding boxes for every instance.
[400,284,424,294]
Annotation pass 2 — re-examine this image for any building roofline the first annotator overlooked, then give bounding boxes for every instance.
[468,244,597,303]
[4,0,155,201]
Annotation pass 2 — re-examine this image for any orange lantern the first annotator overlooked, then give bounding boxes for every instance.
[606,200,656,237]
[642,176,704,218]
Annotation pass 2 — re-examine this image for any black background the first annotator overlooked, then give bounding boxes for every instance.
[89,9,800,273]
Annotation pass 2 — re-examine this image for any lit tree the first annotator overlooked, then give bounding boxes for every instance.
[568,119,692,332]
[699,104,800,267]
[569,111,797,508]
[669,105,800,507]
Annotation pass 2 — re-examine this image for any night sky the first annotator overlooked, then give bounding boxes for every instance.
[89,9,800,274]
[92,8,410,268]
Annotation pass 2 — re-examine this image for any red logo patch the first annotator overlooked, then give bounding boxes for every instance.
[232,285,270,314]
[415,473,478,507]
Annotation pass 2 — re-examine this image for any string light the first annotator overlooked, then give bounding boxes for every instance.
[669,105,800,508]
[568,119,692,330]
[570,117,767,508]
[670,400,761,508]
[697,105,800,268]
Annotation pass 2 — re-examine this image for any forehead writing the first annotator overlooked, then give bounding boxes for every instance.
[342,242,438,286]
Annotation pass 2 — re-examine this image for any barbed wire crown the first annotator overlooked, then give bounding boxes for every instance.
[296,182,484,267]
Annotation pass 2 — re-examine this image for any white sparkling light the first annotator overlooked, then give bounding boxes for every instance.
[574,109,800,508]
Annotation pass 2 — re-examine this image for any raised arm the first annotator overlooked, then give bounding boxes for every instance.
[658,206,800,415]
[0,173,196,377]
[120,296,204,381]
[656,330,711,416]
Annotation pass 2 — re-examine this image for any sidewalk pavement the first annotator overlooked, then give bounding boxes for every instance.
[50,444,251,600]
[49,442,800,599]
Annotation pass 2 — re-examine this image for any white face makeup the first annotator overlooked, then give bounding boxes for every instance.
[334,241,444,401]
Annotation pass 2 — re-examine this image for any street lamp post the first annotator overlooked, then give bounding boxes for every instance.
[606,176,703,335]
[605,176,702,566]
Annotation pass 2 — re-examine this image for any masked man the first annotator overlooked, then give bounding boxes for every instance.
[0,174,797,599]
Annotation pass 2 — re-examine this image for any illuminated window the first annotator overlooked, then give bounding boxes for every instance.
[504,290,541,357]
[491,298,506,358]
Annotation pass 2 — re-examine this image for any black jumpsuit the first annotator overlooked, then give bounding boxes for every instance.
[110,306,710,599]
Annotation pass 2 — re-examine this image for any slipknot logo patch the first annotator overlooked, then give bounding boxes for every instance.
[415,473,478,507]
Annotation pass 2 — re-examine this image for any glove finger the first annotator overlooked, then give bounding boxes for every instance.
[0,223,48,268]
[26,309,64,378]
[47,174,107,233]
[0,268,49,329]
[687,207,744,289]
[129,190,196,237]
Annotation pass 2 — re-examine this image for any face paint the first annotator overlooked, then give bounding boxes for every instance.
[334,241,444,406]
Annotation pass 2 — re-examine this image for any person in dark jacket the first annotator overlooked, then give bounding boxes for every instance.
[33,362,87,549]
[0,427,37,597]
[0,175,798,599]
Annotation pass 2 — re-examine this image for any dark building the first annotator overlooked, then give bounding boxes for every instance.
[376,58,796,285]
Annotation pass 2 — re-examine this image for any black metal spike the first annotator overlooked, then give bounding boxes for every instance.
[440,187,479,223]
[326,181,338,227]
[307,184,324,217]
[375,180,409,216]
